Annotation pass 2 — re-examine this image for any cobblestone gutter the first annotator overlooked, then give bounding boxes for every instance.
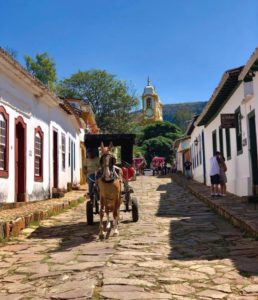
[0,189,86,240]
[172,174,258,239]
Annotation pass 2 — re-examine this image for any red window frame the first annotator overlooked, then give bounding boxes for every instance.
[0,106,9,178]
[62,133,66,170]
[34,126,44,182]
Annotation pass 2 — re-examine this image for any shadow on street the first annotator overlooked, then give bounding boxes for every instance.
[156,177,258,277]
[28,221,99,253]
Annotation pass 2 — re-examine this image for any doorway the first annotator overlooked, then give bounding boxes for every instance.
[15,117,26,202]
[248,111,258,194]
[71,140,74,184]
[53,130,58,189]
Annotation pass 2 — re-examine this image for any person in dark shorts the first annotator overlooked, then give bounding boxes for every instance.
[209,151,221,197]
[218,155,227,196]
[184,160,192,179]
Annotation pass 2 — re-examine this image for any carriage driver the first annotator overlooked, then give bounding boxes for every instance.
[84,147,100,199]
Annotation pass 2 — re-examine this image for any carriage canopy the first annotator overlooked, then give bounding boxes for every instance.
[151,156,165,168]
[84,133,136,165]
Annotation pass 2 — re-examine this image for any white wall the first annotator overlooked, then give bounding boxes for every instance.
[203,78,258,196]
[0,71,81,203]
[190,125,205,183]
[176,151,183,172]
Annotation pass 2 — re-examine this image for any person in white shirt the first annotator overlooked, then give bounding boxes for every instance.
[84,148,100,199]
[209,151,221,197]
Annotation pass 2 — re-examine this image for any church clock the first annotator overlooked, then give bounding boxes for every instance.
[145,107,154,118]
[142,77,163,123]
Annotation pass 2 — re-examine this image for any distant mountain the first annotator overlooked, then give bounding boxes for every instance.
[163,101,207,132]
[131,101,207,132]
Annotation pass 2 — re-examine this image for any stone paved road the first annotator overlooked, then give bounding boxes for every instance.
[1,176,258,299]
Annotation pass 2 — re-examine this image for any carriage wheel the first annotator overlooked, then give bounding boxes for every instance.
[131,197,139,222]
[86,201,94,225]
[125,193,130,212]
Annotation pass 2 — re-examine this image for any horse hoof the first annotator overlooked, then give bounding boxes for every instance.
[99,233,105,240]
[113,231,119,237]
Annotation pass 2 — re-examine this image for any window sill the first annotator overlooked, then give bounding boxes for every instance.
[34,176,43,182]
[237,149,243,156]
[0,170,8,178]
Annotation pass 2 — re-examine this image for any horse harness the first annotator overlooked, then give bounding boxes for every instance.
[99,153,120,183]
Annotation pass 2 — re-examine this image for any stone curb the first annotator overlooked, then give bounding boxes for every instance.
[172,174,258,239]
[0,197,85,241]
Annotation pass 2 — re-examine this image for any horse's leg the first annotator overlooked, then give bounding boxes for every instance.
[113,209,119,236]
[106,211,111,230]
[113,196,120,236]
[99,197,105,240]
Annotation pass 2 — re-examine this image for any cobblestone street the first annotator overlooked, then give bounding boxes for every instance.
[1,175,258,299]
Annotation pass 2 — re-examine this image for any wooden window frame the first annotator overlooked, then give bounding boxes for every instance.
[235,107,243,155]
[219,127,224,157]
[0,106,9,178]
[34,126,44,182]
[68,137,71,167]
[225,128,231,160]
[62,133,66,170]
[199,135,202,165]
[73,142,76,171]
[212,130,217,156]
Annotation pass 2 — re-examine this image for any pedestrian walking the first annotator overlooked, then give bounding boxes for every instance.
[210,151,221,197]
[218,155,227,196]
[184,160,192,179]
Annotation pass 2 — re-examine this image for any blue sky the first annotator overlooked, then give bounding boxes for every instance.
[0,0,257,105]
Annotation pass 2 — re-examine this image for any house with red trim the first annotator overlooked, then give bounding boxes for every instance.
[0,49,97,203]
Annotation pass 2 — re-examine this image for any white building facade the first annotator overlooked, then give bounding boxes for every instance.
[188,116,206,184]
[0,49,83,203]
[196,48,258,197]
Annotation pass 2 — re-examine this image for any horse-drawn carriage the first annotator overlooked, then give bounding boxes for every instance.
[84,134,139,236]
[151,156,165,175]
[132,157,146,175]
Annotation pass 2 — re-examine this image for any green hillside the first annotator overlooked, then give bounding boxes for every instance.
[163,101,207,132]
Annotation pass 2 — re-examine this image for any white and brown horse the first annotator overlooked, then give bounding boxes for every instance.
[97,142,122,239]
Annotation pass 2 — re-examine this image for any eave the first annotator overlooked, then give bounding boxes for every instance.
[0,48,61,106]
[173,135,190,149]
[198,67,243,127]
[184,114,200,136]
[239,47,258,81]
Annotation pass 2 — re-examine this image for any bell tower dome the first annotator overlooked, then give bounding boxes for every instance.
[142,77,163,122]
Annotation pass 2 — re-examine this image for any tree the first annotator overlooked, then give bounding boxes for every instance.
[138,121,182,144]
[134,121,182,165]
[24,52,57,91]
[172,109,193,132]
[58,70,139,133]
[142,136,173,164]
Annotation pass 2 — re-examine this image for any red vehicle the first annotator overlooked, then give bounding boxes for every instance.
[151,156,165,175]
[121,165,136,181]
[132,157,146,175]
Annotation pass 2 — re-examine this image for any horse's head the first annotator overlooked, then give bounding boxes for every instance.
[100,142,116,180]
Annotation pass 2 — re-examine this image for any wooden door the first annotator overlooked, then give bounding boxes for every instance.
[53,130,58,188]
[248,112,258,194]
[15,117,26,202]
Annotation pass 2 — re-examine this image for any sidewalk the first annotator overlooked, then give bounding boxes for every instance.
[0,186,87,240]
[172,174,258,239]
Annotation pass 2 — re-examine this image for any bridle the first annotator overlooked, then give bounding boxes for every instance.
[100,152,117,182]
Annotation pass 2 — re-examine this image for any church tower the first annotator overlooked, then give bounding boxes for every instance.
[142,77,163,122]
